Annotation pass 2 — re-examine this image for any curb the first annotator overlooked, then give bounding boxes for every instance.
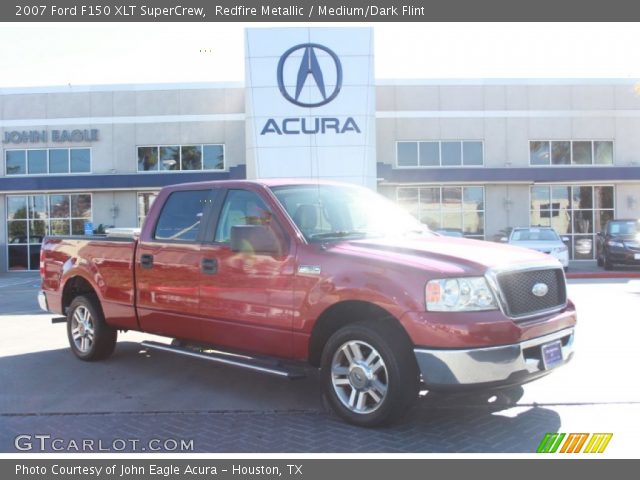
[566,271,640,279]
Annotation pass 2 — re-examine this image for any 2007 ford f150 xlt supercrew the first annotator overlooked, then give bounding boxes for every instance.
[39,180,576,426]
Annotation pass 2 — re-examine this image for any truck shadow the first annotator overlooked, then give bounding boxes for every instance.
[0,342,560,453]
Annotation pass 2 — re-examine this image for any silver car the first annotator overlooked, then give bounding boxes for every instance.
[502,227,570,269]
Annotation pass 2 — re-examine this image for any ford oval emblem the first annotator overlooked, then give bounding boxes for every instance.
[532,283,549,297]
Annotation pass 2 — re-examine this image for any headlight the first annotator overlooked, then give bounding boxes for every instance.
[607,240,624,248]
[425,277,498,312]
[552,246,568,253]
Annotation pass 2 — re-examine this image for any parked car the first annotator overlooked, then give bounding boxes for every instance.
[502,227,569,269]
[596,219,640,270]
[39,180,576,427]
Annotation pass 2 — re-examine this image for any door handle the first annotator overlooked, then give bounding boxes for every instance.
[201,258,218,275]
[140,254,154,269]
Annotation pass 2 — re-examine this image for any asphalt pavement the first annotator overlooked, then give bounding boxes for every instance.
[1,271,639,454]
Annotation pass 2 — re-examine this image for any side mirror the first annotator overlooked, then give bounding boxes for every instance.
[499,237,508,243]
[230,225,282,255]
[561,236,570,243]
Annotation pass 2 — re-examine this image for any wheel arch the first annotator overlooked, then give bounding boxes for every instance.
[307,300,414,367]
[62,275,100,316]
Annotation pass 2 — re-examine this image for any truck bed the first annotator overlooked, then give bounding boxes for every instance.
[41,235,138,330]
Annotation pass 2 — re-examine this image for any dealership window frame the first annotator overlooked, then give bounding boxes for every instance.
[395,185,486,239]
[395,140,484,168]
[529,184,615,260]
[528,140,614,166]
[6,193,93,271]
[4,147,92,176]
[137,191,160,227]
[136,144,226,173]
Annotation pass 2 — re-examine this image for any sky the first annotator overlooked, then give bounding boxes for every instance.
[1,23,640,88]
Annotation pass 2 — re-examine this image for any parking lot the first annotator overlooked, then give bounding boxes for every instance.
[1,272,639,454]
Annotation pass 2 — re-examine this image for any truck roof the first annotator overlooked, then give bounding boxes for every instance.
[160,178,363,191]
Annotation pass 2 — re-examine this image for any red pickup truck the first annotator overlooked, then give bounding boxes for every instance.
[39,179,576,426]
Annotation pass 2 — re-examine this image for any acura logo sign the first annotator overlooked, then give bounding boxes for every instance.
[277,43,343,108]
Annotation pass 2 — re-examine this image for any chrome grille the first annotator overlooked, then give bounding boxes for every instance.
[495,267,566,319]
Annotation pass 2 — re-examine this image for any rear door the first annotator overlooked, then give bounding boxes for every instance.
[198,187,296,358]
[135,188,216,339]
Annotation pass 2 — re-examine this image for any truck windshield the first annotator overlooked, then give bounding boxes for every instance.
[271,184,430,241]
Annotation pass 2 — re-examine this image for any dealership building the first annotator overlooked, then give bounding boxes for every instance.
[2,27,640,272]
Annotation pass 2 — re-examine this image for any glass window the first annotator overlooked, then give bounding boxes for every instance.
[181,146,202,170]
[572,141,593,165]
[30,220,47,242]
[551,141,571,165]
[49,149,69,173]
[594,186,614,210]
[71,194,92,218]
[7,221,28,244]
[551,186,571,210]
[442,187,462,205]
[397,188,419,217]
[419,187,440,209]
[8,196,28,219]
[397,142,418,167]
[441,142,462,166]
[27,150,47,174]
[138,192,159,226]
[462,142,483,166]
[6,150,26,175]
[70,149,90,173]
[49,195,70,219]
[8,245,29,271]
[573,186,593,209]
[203,145,224,170]
[214,190,273,243]
[154,190,210,242]
[29,195,48,220]
[160,146,180,171]
[531,186,551,210]
[530,184,613,259]
[594,141,613,165]
[6,193,91,270]
[419,142,439,166]
[138,147,158,171]
[463,187,483,210]
[530,141,550,165]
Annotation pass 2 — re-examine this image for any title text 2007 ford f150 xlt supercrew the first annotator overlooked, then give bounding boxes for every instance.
[39,180,576,426]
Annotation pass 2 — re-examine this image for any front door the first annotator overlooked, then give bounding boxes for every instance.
[199,188,296,358]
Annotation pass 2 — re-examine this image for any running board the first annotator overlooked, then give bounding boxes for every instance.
[140,340,306,379]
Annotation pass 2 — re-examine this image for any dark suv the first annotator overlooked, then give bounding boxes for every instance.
[596,219,640,270]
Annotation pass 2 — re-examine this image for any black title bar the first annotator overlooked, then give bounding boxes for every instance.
[2,0,640,21]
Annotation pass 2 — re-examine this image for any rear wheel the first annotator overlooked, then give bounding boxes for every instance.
[67,294,117,361]
[320,321,419,427]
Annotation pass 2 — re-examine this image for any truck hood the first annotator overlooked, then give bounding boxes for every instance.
[327,235,557,276]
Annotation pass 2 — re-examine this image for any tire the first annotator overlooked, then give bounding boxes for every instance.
[67,294,117,361]
[604,254,613,271]
[320,321,419,427]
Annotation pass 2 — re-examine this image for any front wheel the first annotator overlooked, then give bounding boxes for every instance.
[320,321,419,427]
[67,294,117,361]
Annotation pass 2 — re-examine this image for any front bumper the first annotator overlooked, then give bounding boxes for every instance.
[37,290,50,312]
[414,327,574,389]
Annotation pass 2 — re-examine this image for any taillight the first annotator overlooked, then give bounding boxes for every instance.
[39,246,46,277]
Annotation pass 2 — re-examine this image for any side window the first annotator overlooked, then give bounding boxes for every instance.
[154,190,210,242]
[214,190,274,243]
